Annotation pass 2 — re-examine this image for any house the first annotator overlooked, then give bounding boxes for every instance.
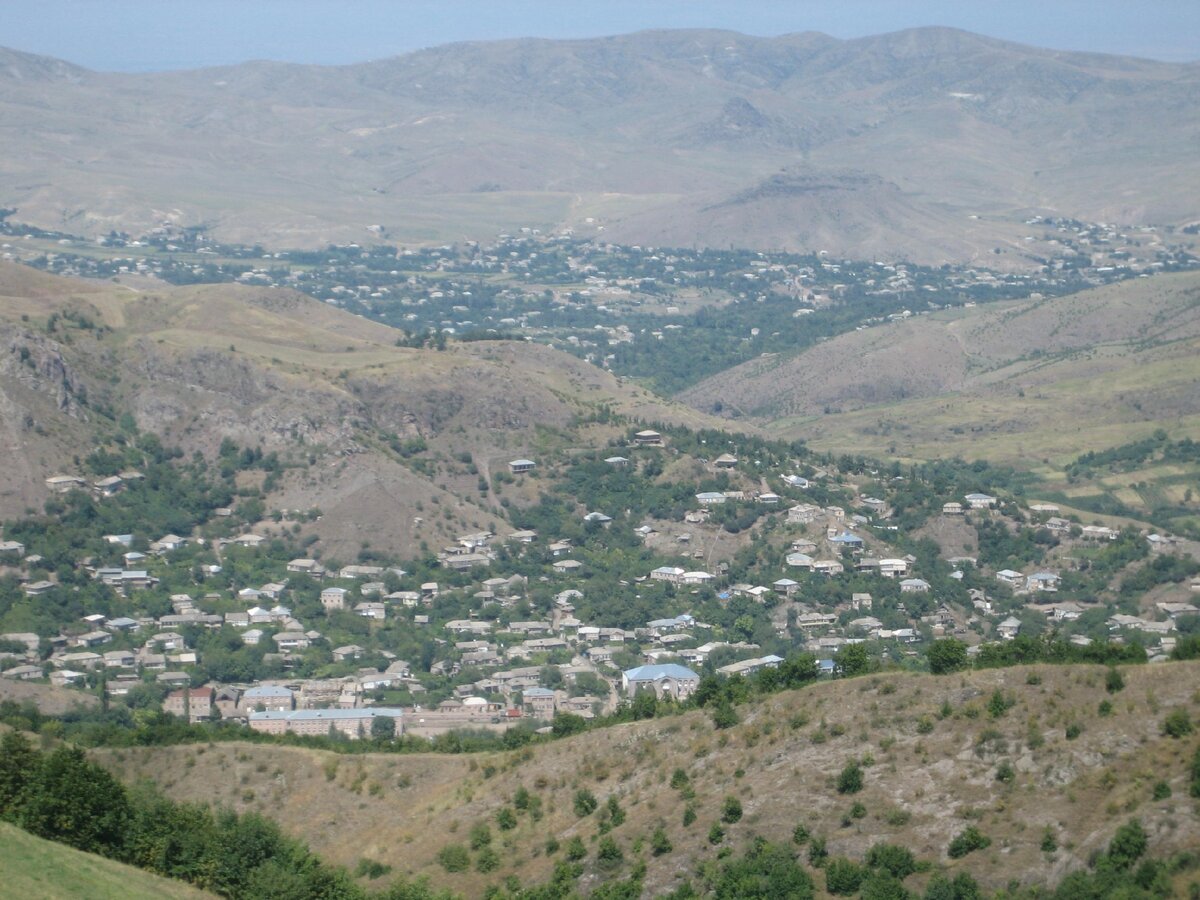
[650,566,685,584]
[964,493,997,509]
[623,663,700,700]
[273,632,311,652]
[757,492,781,505]
[995,569,1025,588]
[583,511,613,526]
[942,502,964,516]
[786,552,814,570]
[552,559,582,574]
[695,491,726,506]
[681,571,714,586]
[242,684,295,712]
[997,617,1022,640]
[632,430,663,446]
[241,629,264,646]
[0,540,25,557]
[1026,571,1061,593]
[332,645,364,662]
[1044,517,1072,534]
[782,474,810,489]
[604,456,630,467]
[899,578,931,593]
[713,453,738,469]
[508,459,536,474]
[45,475,86,493]
[522,686,557,719]
[232,533,266,548]
[788,504,822,524]
[162,687,214,723]
[1081,525,1118,541]
[812,559,844,576]
[860,497,887,514]
[287,558,326,577]
[829,532,864,549]
[716,655,784,678]
[321,587,349,611]
[152,534,187,553]
[354,602,387,620]
[507,529,538,543]
[24,580,55,596]
[339,564,385,580]
[49,669,86,687]
[773,578,799,596]
[878,558,908,578]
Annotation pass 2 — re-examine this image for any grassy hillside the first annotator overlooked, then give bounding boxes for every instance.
[0,822,216,900]
[0,261,729,557]
[95,660,1200,897]
[684,270,1200,464]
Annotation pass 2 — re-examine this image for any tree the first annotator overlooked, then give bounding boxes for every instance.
[370,715,396,740]
[834,643,870,678]
[1163,708,1193,738]
[721,796,743,824]
[0,731,38,819]
[926,638,968,675]
[651,826,673,856]
[573,789,598,817]
[17,746,131,855]
[710,840,814,899]
[947,826,990,859]
[836,761,864,795]
[824,858,866,895]
[1104,819,1147,871]
[865,842,916,879]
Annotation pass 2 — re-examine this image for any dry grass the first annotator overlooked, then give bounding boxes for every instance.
[94,661,1200,897]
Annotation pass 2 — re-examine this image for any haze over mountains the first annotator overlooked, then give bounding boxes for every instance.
[2,27,1199,263]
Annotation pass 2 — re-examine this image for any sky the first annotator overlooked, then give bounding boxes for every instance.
[4,0,1199,71]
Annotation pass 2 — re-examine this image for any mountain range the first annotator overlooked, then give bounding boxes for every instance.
[2,28,1199,263]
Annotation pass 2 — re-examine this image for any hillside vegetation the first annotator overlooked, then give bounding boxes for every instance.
[0,821,217,899]
[684,270,1200,466]
[96,661,1200,897]
[0,262,722,557]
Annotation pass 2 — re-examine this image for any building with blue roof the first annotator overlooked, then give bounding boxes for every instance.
[622,663,700,700]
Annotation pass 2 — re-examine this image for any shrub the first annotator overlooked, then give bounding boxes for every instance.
[564,836,587,861]
[1164,709,1193,738]
[573,788,598,817]
[1152,780,1171,801]
[436,843,470,873]
[469,823,492,850]
[792,823,810,845]
[837,761,864,794]
[596,836,623,868]
[1041,828,1058,853]
[808,835,828,868]
[825,857,867,895]
[1105,667,1125,694]
[651,826,673,856]
[1191,745,1200,798]
[995,760,1015,784]
[496,807,517,830]
[1105,819,1147,871]
[683,804,697,827]
[948,826,991,859]
[1098,699,1114,717]
[669,768,690,790]
[865,842,916,879]
[1065,723,1083,740]
[475,847,500,873]
[987,689,1014,719]
[708,823,725,845]
[722,796,743,824]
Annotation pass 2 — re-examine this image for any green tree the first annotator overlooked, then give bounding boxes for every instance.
[573,789,598,817]
[370,715,396,740]
[710,839,814,899]
[0,731,38,819]
[17,746,130,855]
[865,842,916,879]
[927,638,968,675]
[947,826,990,859]
[834,643,870,678]
[825,858,866,895]
[721,796,743,824]
[836,761,864,795]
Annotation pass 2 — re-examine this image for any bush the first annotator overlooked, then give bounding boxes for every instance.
[1163,708,1193,738]
[1041,828,1058,853]
[1104,819,1147,871]
[995,760,1015,784]
[807,835,828,868]
[1152,780,1171,801]
[927,638,969,675]
[683,804,697,827]
[987,689,1014,719]
[596,836,623,868]
[792,823,810,845]
[722,796,743,824]
[573,788,598,817]
[825,857,867,895]
[837,761,864,795]
[436,843,470,873]
[708,823,725,845]
[865,842,916,879]
[670,768,690,790]
[469,823,492,850]
[1098,699,1114,717]
[1105,667,1125,693]
[564,836,587,861]
[651,826,673,856]
[496,807,517,830]
[948,826,991,859]
[475,847,500,873]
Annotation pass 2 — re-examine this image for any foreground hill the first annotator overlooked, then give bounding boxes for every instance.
[683,269,1200,463]
[96,661,1200,897]
[0,822,217,899]
[1,28,1198,263]
[0,262,720,557]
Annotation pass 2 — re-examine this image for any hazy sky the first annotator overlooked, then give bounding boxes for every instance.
[5,1,1199,70]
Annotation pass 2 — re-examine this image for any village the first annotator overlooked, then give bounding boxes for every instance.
[3,427,1198,743]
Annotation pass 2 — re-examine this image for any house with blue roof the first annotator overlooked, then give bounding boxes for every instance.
[622,663,700,700]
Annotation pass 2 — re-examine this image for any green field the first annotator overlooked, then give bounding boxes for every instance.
[0,822,216,900]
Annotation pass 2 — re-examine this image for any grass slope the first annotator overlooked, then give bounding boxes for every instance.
[96,661,1200,897]
[0,821,216,900]
[683,270,1200,465]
